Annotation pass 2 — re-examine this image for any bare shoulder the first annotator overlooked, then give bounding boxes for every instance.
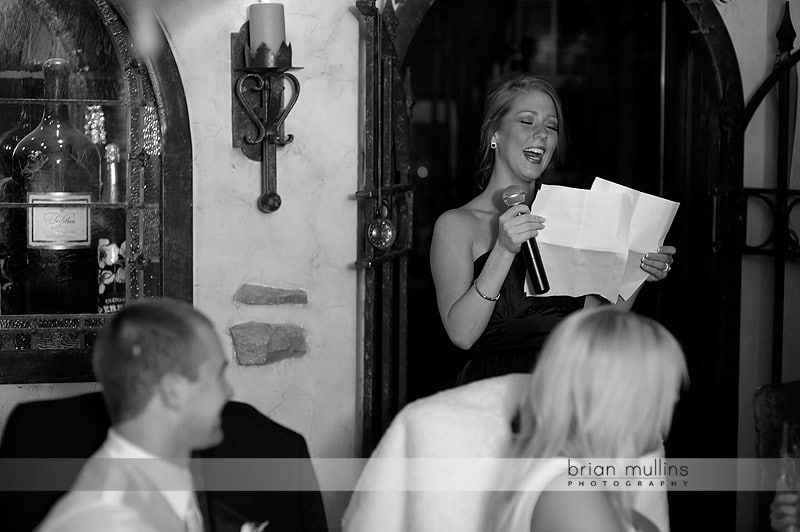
[431,207,483,255]
[433,207,481,238]
[531,475,626,532]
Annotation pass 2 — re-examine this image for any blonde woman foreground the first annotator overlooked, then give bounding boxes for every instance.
[490,307,688,532]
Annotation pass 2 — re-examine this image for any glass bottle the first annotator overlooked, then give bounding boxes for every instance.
[8,57,102,314]
[0,109,32,185]
[102,143,120,203]
[97,143,126,313]
[0,110,33,313]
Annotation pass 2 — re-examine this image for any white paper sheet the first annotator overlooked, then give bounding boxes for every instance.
[526,179,679,302]
[591,178,680,300]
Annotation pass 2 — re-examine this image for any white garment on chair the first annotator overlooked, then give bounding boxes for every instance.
[343,374,526,532]
[342,373,670,532]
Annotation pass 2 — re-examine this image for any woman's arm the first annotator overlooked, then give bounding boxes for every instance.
[430,210,510,349]
[430,205,542,349]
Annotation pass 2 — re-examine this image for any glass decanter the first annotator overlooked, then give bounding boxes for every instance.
[8,57,103,314]
[0,109,33,311]
[0,109,32,184]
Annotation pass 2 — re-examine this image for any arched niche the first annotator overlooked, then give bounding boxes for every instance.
[0,0,192,383]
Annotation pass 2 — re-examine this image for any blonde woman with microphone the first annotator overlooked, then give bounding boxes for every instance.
[430,73,676,384]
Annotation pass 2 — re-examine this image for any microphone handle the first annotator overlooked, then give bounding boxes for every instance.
[521,237,550,294]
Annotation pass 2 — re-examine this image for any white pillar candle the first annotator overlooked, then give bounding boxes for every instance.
[248,3,286,53]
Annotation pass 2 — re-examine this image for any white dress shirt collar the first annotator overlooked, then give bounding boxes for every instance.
[105,429,198,524]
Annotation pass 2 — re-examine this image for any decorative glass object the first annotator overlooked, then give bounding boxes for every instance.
[96,143,125,313]
[8,57,103,314]
[0,109,33,312]
[0,109,32,183]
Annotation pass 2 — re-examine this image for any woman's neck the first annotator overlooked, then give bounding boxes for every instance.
[486,170,537,201]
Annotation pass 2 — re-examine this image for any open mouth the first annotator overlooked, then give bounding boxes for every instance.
[523,147,545,164]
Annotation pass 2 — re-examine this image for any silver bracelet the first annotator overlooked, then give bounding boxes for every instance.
[473,279,500,302]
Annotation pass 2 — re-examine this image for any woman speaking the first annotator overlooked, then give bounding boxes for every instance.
[429,74,675,384]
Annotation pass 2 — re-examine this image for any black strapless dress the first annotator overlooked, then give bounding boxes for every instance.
[457,250,584,384]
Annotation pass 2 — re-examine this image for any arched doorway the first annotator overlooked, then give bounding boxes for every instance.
[357,1,744,527]
[403,0,669,399]
[394,0,743,530]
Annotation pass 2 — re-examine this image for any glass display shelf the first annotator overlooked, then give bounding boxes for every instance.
[0,313,113,383]
[0,97,127,106]
[0,202,135,208]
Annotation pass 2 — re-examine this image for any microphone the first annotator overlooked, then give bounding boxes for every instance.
[502,184,550,295]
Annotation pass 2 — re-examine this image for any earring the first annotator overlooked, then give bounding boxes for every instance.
[490,141,497,150]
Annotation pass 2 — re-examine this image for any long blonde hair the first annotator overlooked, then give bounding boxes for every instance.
[496,307,688,528]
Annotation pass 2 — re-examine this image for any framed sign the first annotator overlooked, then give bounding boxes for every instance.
[27,192,91,249]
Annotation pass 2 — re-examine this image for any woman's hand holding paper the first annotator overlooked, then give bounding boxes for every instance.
[641,246,676,282]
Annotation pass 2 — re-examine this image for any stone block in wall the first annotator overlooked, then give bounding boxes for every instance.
[234,284,308,305]
[230,321,307,365]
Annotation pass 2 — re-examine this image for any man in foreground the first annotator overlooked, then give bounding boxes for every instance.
[37,298,233,532]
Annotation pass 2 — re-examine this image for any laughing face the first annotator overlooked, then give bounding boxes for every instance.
[492,88,559,184]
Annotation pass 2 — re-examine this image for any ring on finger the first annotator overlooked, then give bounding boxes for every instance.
[664,263,671,274]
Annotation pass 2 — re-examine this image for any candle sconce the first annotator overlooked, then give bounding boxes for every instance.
[231,17,300,213]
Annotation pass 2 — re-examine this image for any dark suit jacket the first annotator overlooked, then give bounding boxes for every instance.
[0,392,328,532]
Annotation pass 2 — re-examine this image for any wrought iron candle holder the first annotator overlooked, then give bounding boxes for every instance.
[231,20,300,213]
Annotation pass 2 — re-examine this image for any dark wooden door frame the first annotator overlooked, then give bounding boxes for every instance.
[356,1,413,456]
[665,0,744,456]
[656,3,743,531]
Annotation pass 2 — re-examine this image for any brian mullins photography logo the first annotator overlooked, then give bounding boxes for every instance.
[566,458,691,489]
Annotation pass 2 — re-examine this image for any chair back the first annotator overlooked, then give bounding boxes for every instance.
[754,381,800,459]
[752,381,800,532]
